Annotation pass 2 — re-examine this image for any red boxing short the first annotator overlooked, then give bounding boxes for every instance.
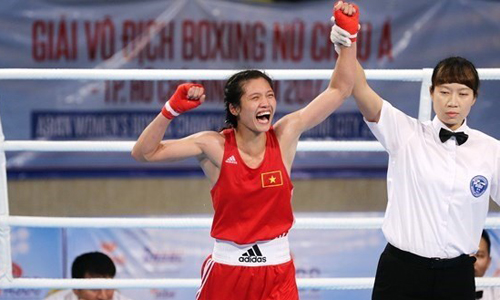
[196,256,298,300]
[195,236,299,300]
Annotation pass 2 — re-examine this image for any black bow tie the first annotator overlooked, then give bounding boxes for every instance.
[476,290,483,299]
[439,128,469,145]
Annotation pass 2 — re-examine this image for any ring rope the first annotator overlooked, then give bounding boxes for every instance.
[0,68,499,81]
[0,278,372,290]
[2,216,382,229]
[0,69,422,81]
[0,141,384,153]
[1,277,500,290]
[3,216,500,230]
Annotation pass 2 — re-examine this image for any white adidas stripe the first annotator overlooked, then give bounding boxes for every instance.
[241,244,263,257]
[225,155,237,164]
[196,257,215,300]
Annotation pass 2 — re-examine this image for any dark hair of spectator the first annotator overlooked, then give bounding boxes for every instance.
[71,252,116,279]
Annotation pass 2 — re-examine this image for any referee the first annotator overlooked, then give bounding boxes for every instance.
[331,6,500,300]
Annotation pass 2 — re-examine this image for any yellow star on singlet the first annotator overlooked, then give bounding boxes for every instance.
[269,176,276,183]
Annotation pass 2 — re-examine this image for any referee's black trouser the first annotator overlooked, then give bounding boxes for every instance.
[372,243,476,300]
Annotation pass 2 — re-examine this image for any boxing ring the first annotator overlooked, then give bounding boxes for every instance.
[1,68,500,292]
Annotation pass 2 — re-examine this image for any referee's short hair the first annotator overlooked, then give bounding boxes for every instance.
[430,56,480,97]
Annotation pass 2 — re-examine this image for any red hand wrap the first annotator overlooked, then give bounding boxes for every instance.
[333,3,359,42]
[161,83,204,119]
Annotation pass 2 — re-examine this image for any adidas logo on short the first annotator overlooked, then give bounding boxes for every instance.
[239,244,267,263]
[225,155,237,164]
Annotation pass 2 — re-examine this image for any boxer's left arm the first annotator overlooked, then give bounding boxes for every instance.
[275,2,358,169]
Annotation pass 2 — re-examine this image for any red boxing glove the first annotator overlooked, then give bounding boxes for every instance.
[333,2,359,42]
[161,83,204,119]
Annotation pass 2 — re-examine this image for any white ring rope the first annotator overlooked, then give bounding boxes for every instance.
[1,277,500,290]
[3,216,500,230]
[0,68,499,81]
[0,141,384,152]
[1,216,382,229]
[0,278,374,290]
[0,69,420,81]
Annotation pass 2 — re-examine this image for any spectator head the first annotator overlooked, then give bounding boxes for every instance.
[474,230,492,277]
[71,252,117,300]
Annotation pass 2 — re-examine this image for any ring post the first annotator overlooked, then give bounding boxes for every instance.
[0,116,13,283]
[418,68,434,121]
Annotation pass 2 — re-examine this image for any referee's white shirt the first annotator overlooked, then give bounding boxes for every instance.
[366,100,500,259]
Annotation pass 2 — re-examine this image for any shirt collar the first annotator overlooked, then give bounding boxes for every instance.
[432,116,470,135]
